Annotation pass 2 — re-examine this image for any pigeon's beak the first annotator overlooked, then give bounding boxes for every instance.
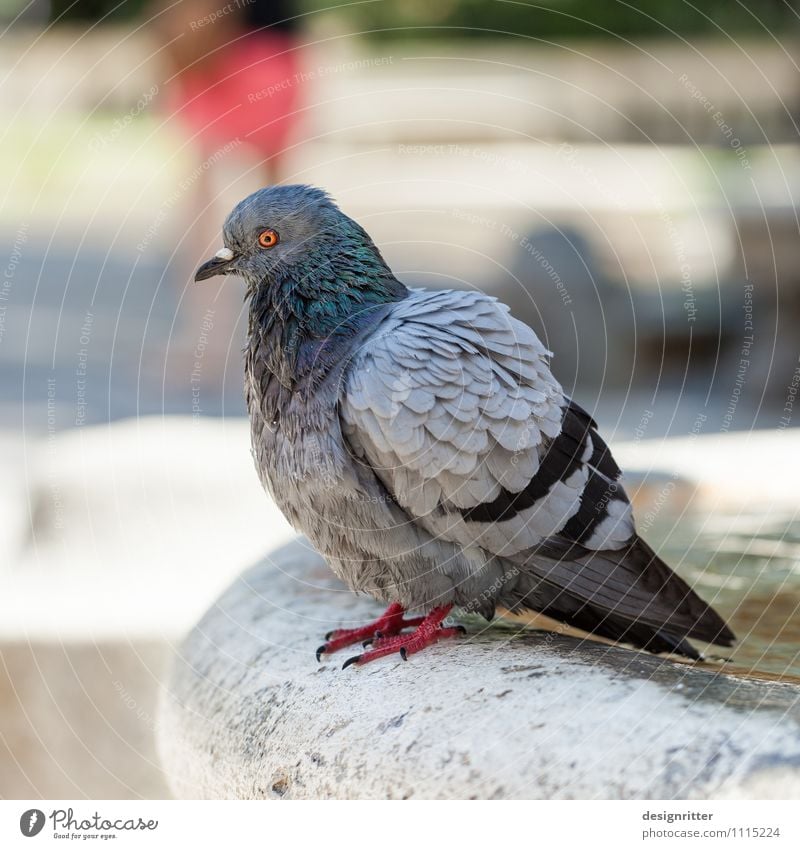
[194,247,236,282]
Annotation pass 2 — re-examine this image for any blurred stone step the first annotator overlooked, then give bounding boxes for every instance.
[1,417,294,641]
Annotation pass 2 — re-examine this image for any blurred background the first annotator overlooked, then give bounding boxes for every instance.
[1,0,800,798]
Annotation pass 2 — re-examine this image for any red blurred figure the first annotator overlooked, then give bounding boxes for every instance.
[146,0,305,387]
[156,0,302,167]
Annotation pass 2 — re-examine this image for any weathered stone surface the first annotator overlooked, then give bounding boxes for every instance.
[159,538,800,799]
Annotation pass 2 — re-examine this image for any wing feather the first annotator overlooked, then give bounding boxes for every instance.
[340,289,630,557]
[338,288,732,651]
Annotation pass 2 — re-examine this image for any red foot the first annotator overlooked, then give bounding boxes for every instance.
[318,604,465,669]
[316,603,425,661]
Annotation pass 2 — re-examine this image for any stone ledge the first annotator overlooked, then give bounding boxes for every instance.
[158,538,800,799]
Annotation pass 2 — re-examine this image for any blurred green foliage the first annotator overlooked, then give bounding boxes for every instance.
[48,0,147,22]
[45,0,800,37]
[305,0,800,40]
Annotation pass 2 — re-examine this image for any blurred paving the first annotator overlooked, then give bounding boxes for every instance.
[0,240,248,433]
[0,226,781,441]
[0,642,170,799]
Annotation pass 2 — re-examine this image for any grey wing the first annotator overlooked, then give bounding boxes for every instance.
[339,288,635,559]
[339,289,734,651]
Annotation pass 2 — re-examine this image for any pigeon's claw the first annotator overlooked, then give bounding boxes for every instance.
[317,602,424,659]
[342,605,460,668]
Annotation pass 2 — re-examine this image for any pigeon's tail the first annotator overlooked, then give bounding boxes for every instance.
[501,534,735,659]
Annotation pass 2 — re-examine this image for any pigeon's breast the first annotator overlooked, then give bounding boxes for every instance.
[249,397,349,501]
[243,321,497,608]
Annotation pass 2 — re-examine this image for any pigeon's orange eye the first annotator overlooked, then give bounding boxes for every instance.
[258,229,280,249]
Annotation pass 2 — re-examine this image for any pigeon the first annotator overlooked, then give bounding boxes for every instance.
[195,184,735,668]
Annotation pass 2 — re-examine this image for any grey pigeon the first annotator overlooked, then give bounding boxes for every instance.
[195,185,735,668]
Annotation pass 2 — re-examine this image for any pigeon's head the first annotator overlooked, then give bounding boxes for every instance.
[194,184,391,293]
